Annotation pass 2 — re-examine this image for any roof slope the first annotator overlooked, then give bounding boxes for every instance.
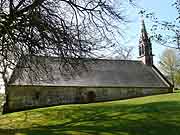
[9,56,171,88]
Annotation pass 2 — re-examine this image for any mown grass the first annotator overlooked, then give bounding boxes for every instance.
[0,93,180,135]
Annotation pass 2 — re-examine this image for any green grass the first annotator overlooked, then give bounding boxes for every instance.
[1,93,180,135]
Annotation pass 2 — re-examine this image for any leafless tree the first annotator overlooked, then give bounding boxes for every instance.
[0,0,133,79]
[0,0,134,113]
[138,1,180,50]
[113,46,133,60]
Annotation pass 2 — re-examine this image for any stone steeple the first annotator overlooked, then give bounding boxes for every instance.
[139,19,154,66]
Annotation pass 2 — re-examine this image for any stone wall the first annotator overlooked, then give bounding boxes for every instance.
[6,85,171,112]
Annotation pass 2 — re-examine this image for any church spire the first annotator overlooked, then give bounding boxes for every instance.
[141,19,148,40]
[139,18,154,66]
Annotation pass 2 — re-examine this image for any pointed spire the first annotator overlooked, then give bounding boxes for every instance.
[138,18,154,66]
[141,18,146,32]
[140,18,148,40]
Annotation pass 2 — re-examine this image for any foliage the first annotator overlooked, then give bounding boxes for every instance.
[175,70,180,87]
[0,93,180,135]
[159,48,180,86]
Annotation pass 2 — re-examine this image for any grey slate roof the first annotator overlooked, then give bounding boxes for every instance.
[9,56,171,88]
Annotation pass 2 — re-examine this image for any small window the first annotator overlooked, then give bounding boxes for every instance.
[35,91,40,100]
[139,46,142,56]
[142,46,144,55]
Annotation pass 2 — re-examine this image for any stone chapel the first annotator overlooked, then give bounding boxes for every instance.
[3,20,173,113]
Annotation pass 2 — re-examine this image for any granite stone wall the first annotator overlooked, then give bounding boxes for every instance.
[6,85,171,112]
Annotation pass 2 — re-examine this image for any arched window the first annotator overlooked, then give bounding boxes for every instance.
[139,46,142,56]
[141,46,144,55]
[87,91,96,103]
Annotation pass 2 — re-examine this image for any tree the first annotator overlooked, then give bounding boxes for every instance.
[175,70,180,87]
[111,46,133,60]
[99,45,133,60]
[0,0,133,82]
[138,2,180,86]
[0,0,134,112]
[159,48,180,86]
[139,1,180,50]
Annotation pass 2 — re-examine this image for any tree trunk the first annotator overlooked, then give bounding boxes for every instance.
[2,72,9,114]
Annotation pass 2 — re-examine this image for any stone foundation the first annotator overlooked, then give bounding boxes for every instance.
[5,85,172,113]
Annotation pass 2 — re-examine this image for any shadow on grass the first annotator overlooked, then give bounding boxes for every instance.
[1,101,180,135]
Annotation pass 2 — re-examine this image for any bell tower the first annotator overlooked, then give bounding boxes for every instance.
[139,19,154,66]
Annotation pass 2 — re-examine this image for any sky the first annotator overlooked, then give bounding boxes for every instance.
[126,0,177,64]
[0,0,178,93]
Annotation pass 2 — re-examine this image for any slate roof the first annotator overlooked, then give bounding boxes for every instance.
[9,56,171,88]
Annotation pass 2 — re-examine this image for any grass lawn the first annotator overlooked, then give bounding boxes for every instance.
[0,93,180,135]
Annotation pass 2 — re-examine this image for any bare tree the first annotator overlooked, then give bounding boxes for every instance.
[0,0,133,80]
[113,46,133,60]
[0,0,134,112]
[138,1,180,50]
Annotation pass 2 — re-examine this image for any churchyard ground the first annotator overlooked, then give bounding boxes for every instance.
[0,92,180,135]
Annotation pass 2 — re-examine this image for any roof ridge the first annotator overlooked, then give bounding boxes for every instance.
[22,55,141,63]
